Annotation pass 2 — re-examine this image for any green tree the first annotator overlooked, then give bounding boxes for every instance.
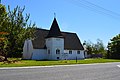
[7,6,36,57]
[107,34,120,59]
[84,39,107,58]
[0,4,36,59]
[0,4,8,32]
[0,32,9,61]
[0,4,9,61]
[83,40,93,55]
[94,39,107,57]
[0,4,6,15]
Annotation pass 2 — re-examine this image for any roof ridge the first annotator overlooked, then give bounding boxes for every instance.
[61,31,76,34]
[36,28,49,31]
[36,28,76,34]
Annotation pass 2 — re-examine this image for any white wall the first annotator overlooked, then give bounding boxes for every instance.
[23,39,33,59]
[64,50,85,60]
[32,49,47,60]
[23,39,85,60]
[46,38,64,60]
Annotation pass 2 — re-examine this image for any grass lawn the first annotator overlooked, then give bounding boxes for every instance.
[0,58,120,67]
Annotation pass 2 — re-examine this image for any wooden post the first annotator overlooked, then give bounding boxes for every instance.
[76,56,77,63]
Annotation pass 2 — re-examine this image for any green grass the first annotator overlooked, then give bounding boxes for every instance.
[0,58,120,67]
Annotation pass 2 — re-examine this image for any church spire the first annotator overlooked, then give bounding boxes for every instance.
[54,12,56,18]
[46,17,63,38]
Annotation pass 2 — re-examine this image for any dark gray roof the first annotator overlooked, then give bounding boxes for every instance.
[46,18,63,38]
[32,28,84,50]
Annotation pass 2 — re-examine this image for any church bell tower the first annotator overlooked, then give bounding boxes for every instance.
[45,18,64,60]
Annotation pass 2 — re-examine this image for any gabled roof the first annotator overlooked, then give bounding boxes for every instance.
[46,18,63,38]
[32,28,84,50]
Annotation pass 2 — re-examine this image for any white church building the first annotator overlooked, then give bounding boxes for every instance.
[23,18,85,60]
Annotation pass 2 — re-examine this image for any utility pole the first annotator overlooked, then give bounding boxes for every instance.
[0,0,1,4]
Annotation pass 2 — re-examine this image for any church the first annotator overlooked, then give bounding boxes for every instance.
[23,17,85,60]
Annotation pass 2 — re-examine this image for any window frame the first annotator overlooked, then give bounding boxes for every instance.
[69,50,72,54]
[77,50,80,54]
[56,49,60,54]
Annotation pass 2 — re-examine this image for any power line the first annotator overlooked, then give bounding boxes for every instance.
[83,0,120,17]
[67,0,120,20]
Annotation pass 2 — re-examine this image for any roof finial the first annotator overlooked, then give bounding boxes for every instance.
[54,12,56,18]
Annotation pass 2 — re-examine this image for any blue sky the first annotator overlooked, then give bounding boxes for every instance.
[2,0,120,46]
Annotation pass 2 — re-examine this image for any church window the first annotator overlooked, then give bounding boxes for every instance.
[69,50,72,54]
[56,49,60,54]
[77,51,80,54]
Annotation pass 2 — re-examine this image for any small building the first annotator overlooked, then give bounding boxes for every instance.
[23,18,85,60]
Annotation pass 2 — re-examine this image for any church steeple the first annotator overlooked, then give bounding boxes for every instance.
[46,18,63,38]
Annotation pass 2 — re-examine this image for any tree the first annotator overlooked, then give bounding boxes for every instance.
[83,40,93,55]
[0,32,9,61]
[7,6,36,57]
[107,34,120,59]
[0,4,8,32]
[0,4,6,15]
[0,4,36,59]
[0,4,9,61]
[93,39,106,56]
[84,39,107,58]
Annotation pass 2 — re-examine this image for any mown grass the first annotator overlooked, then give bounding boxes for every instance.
[0,58,120,67]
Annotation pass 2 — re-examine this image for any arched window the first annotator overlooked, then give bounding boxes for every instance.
[56,49,60,54]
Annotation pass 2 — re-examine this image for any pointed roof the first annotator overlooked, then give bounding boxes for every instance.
[46,18,63,38]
